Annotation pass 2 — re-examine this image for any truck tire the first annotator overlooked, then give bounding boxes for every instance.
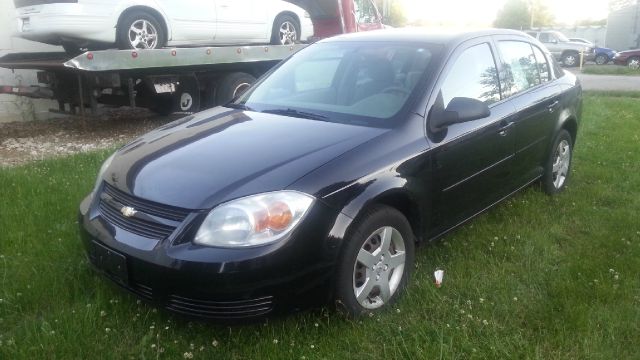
[270,14,300,45]
[561,51,580,67]
[214,72,256,106]
[117,10,166,50]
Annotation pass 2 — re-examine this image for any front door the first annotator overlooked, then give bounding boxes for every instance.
[428,40,517,234]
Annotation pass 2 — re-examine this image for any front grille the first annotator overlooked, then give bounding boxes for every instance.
[166,295,274,319]
[103,182,190,222]
[98,183,191,240]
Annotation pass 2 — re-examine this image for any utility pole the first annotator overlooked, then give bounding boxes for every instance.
[529,0,535,29]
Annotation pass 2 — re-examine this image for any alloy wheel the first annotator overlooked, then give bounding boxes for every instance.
[552,139,571,189]
[279,21,298,45]
[564,55,577,67]
[129,19,159,49]
[629,58,640,70]
[353,226,406,310]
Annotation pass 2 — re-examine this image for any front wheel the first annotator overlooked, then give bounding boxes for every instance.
[334,206,415,317]
[594,54,608,65]
[543,129,573,195]
[628,56,640,70]
[270,14,300,45]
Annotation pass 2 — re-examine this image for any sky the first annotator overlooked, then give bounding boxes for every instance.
[402,0,611,27]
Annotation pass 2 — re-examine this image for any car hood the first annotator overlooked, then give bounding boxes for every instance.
[103,107,387,210]
[618,49,640,56]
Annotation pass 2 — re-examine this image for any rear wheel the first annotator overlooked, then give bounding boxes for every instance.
[334,206,415,317]
[543,129,573,195]
[594,54,608,65]
[562,52,579,67]
[117,10,166,50]
[270,14,300,45]
[628,56,640,70]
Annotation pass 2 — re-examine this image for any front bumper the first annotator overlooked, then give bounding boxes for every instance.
[78,192,344,319]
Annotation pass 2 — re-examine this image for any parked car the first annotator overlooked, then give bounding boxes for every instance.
[568,37,617,65]
[526,31,593,66]
[613,49,640,69]
[13,0,313,53]
[79,28,582,319]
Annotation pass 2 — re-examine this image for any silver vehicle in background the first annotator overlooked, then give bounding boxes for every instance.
[527,30,594,67]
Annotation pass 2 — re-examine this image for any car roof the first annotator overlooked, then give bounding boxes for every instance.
[321,28,531,47]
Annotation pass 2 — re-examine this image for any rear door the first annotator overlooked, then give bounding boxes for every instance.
[157,0,216,41]
[215,0,268,41]
[427,38,518,233]
[494,37,561,186]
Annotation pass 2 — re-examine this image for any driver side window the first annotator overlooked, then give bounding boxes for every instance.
[354,0,378,24]
[440,42,501,108]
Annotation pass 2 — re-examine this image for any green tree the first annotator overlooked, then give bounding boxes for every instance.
[494,0,554,30]
[494,0,531,29]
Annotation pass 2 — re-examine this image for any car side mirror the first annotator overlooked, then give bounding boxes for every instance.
[431,97,490,129]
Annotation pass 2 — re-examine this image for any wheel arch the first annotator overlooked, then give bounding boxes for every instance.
[561,116,578,145]
[336,182,426,248]
[117,6,170,43]
[272,11,301,35]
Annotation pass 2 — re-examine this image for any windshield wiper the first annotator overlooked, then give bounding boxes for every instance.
[226,103,255,111]
[261,108,328,120]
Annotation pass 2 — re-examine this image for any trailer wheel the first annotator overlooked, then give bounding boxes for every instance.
[214,72,256,106]
[117,10,166,50]
[270,14,300,45]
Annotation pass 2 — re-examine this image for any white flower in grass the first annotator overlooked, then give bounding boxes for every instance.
[151,344,156,349]
[513,297,518,301]
[310,345,315,349]
[482,319,489,325]
[273,339,279,344]
[183,352,194,359]
[211,339,219,347]
[100,310,107,317]
[105,328,111,333]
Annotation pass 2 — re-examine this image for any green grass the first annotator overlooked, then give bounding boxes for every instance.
[1,93,640,359]
[582,65,640,76]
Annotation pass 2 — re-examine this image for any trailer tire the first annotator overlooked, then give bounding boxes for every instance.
[117,10,166,50]
[214,72,256,106]
[270,14,300,45]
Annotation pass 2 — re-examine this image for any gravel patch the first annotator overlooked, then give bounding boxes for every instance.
[0,107,178,167]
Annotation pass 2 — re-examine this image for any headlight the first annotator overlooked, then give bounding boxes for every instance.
[93,153,115,193]
[194,191,314,248]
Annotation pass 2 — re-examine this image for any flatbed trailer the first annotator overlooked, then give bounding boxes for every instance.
[0,44,304,116]
[0,0,385,118]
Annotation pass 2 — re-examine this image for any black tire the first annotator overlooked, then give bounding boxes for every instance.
[562,52,579,67]
[594,54,608,65]
[117,10,166,50]
[149,94,175,116]
[214,72,256,106]
[334,205,415,317]
[270,14,300,45]
[542,129,573,195]
[628,56,640,70]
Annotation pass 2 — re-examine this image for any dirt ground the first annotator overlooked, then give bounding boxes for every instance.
[0,107,178,167]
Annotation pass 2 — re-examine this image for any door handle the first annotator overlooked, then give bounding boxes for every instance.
[547,100,559,113]
[498,121,514,136]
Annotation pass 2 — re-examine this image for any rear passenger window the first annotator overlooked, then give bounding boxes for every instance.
[531,45,551,82]
[498,41,540,96]
[440,43,501,107]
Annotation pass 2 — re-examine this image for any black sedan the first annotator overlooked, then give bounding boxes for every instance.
[79,29,582,319]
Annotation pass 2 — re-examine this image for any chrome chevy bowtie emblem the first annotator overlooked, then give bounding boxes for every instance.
[120,206,137,217]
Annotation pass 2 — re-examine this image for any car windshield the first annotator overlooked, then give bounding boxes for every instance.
[233,41,441,127]
[553,31,570,42]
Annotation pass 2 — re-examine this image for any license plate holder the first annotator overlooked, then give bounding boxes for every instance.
[92,241,128,285]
